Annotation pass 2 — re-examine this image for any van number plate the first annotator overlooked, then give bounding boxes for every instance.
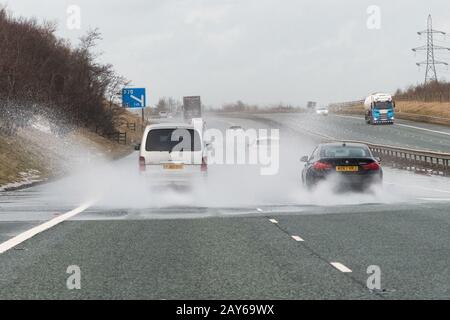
[163,163,184,170]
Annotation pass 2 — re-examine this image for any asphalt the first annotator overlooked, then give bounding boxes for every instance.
[0,114,449,299]
[254,113,450,153]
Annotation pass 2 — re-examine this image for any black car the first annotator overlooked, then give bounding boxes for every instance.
[301,142,382,190]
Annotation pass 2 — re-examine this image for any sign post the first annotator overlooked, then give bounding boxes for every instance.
[122,88,147,131]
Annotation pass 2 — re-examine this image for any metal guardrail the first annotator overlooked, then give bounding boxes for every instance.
[218,112,450,176]
[325,103,450,175]
[343,140,450,176]
[298,127,450,177]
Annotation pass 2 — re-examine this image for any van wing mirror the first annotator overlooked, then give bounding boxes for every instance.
[134,143,141,151]
[204,139,212,149]
[300,156,309,162]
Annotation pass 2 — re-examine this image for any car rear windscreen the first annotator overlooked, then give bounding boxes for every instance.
[321,146,371,158]
[145,128,201,152]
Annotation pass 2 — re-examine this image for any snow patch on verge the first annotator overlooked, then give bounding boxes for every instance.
[0,169,44,191]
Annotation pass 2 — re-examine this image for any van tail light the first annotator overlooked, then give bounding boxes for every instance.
[139,156,146,172]
[362,162,380,170]
[313,161,332,170]
[201,157,208,172]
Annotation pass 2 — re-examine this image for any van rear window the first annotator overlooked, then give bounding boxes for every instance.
[145,128,201,152]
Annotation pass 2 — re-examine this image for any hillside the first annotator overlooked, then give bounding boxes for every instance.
[0,9,144,190]
[0,108,146,191]
[0,125,129,191]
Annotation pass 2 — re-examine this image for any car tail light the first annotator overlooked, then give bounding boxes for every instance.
[139,156,146,172]
[201,157,208,172]
[313,161,332,170]
[362,162,380,170]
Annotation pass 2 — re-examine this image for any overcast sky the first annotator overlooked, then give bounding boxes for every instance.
[2,0,450,107]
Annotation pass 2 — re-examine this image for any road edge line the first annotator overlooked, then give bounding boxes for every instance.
[0,202,93,254]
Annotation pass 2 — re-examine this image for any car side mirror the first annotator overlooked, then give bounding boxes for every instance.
[300,156,309,162]
[375,157,381,163]
[134,143,141,151]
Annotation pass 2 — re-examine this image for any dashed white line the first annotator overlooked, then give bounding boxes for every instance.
[256,208,264,212]
[269,219,278,224]
[330,262,352,273]
[0,202,93,254]
[291,235,304,242]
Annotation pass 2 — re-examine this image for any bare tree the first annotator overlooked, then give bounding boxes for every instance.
[0,11,129,136]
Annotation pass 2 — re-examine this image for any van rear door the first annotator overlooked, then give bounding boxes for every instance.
[142,128,203,165]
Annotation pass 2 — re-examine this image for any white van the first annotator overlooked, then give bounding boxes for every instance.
[137,123,207,185]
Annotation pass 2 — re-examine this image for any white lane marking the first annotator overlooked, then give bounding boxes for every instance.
[256,208,264,212]
[387,182,450,195]
[335,114,450,137]
[291,235,304,242]
[330,262,352,273]
[0,202,93,254]
[269,219,278,224]
[334,114,450,137]
[396,123,450,137]
[419,197,448,201]
[333,114,362,121]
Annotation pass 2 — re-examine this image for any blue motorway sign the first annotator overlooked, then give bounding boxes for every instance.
[122,88,146,108]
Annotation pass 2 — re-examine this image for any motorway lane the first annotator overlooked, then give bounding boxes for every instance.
[0,202,449,299]
[0,115,449,299]
[254,113,450,153]
[0,217,377,299]
[275,204,450,299]
[0,187,83,243]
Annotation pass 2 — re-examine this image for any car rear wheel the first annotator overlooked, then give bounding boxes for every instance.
[303,175,316,190]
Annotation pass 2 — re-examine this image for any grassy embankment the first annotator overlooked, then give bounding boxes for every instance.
[0,109,144,191]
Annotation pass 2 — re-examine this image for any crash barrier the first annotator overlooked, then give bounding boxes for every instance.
[317,136,450,177]
[363,142,450,176]
[215,112,450,176]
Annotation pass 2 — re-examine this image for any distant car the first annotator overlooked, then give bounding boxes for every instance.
[159,111,168,118]
[229,125,244,130]
[301,142,382,191]
[315,107,329,116]
[137,123,207,187]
